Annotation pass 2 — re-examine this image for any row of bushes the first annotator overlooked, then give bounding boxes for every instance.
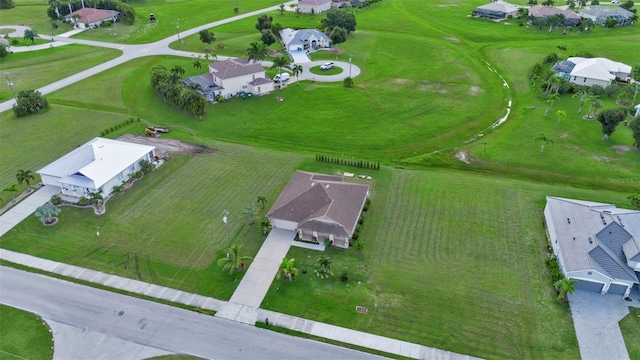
[100,117,140,136]
[545,256,564,283]
[316,155,380,170]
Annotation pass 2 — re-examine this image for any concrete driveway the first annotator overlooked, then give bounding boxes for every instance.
[568,287,640,360]
[299,60,361,83]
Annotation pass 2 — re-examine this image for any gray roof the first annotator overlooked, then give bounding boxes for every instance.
[545,196,639,283]
[279,28,331,48]
[248,77,272,86]
[580,5,634,18]
[209,58,265,80]
[182,73,219,94]
[529,5,580,19]
[475,1,520,14]
[267,171,369,237]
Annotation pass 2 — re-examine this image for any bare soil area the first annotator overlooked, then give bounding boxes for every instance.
[117,134,213,158]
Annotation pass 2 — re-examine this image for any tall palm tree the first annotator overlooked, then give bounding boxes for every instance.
[291,64,303,84]
[23,29,40,44]
[87,190,104,207]
[217,244,253,274]
[256,195,267,209]
[544,93,559,117]
[243,204,257,225]
[170,65,185,77]
[246,41,269,63]
[590,99,603,118]
[277,257,299,280]
[572,89,589,113]
[271,56,292,90]
[48,0,61,19]
[16,169,35,188]
[554,277,578,300]
[534,133,554,152]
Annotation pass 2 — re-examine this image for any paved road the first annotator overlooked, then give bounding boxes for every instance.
[0,266,381,360]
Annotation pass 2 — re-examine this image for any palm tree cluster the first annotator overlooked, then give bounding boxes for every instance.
[12,89,49,117]
[149,65,206,116]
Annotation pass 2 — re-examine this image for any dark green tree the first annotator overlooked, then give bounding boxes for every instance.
[260,29,276,46]
[0,0,14,9]
[246,41,268,63]
[217,244,253,274]
[291,64,303,83]
[279,3,285,15]
[256,195,267,209]
[620,0,634,10]
[0,44,9,61]
[271,56,292,90]
[23,29,40,44]
[329,26,347,49]
[255,14,273,32]
[597,108,627,140]
[16,169,35,188]
[13,90,49,117]
[554,277,577,301]
[198,30,216,44]
[534,133,554,152]
[321,9,357,33]
[627,193,640,210]
[629,115,640,149]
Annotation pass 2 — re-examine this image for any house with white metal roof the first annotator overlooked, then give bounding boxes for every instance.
[565,57,631,88]
[37,138,155,203]
[544,196,640,297]
[298,0,332,14]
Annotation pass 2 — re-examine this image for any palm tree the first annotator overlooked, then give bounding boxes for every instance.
[271,56,292,90]
[260,219,271,236]
[16,169,35,188]
[193,58,202,70]
[315,255,333,279]
[34,202,60,225]
[572,89,589,113]
[246,41,269,63]
[48,0,61,19]
[170,65,185,77]
[291,64,303,84]
[256,195,267,209]
[277,257,299,280]
[243,203,257,225]
[544,93,559,117]
[590,99,603,118]
[23,29,40,44]
[534,133,554,152]
[217,244,253,274]
[2,183,19,200]
[554,277,578,300]
[556,110,566,124]
[87,190,104,208]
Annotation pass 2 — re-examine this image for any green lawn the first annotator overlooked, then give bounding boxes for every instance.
[0,45,122,101]
[0,305,53,360]
[620,307,640,360]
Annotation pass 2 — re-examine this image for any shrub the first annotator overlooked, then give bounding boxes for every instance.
[343,77,354,88]
[12,90,49,117]
[340,271,349,282]
[50,194,62,205]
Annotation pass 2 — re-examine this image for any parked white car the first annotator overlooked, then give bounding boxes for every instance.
[273,73,290,83]
[320,62,334,70]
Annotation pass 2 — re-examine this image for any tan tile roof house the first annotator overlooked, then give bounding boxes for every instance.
[544,196,640,297]
[266,171,369,248]
[64,8,119,28]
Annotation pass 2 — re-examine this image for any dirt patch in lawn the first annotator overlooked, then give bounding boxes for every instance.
[328,48,344,54]
[611,145,632,154]
[418,82,448,94]
[117,134,213,158]
[444,36,461,43]
[455,150,472,164]
[469,86,484,96]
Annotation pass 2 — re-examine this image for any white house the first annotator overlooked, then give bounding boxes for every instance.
[64,8,119,29]
[565,57,631,88]
[298,0,332,14]
[266,171,369,249]
[580,5,635,26]
[544,196,640,298]
[182,58,273,101]
[279,28,332,53]
[37,138,155,203]
[472,0,521,19]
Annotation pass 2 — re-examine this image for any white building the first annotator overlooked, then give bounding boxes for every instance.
[544,196,640,297]
[298,0,332,14]
[279,28,332,53]
[566,57,631,88]
[37,138,155,203]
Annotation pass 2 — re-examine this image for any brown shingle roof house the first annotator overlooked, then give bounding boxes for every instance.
[266,171,369,248]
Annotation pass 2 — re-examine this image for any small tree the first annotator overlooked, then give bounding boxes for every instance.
[534,133,554,152]
[572,89,589,113]
[597,108,627,140]
[279,3,285,15]
[217,244,253,274]
[260,29,276,46]
[315,255,333,279]
[0,0,15,9]
[291,64,303,84]
[87,190,104,207]
[343,77,354,88]
[554,277,578,301]
[255,14,273,32]
[2,183,18,200]
[16,169,35,188]
[260,219,272,236]
[243,203,258,225]
[0,44,9,61]
[629,116,640,149]
[256,195,267,209]
[199,30,216,44]
[627,193,640,210]
[277,257,299,280]
[13,90,49,117]
[329,26,348,50]
[34,202,61,225]
[556,110,566,124]
[23,29,40,44]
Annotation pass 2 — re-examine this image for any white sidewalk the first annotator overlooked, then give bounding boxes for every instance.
[0,185,59,237]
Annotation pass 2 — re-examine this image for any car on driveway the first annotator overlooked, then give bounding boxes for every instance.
[320,62,334,71]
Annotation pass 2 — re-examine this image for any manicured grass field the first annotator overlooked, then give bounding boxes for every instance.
[0,141,301,299]
[620,307,640,360]
[0,45,122,101]
[263,164,635,359]
[0,305,53,360]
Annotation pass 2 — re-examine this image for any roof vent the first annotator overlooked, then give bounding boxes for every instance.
[567,218,571,224]
[573,237,576,241]
[588,237,593,244]
[325,184,330,189]
[311,182,315,186]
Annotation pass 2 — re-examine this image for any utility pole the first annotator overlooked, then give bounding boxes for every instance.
[5,72,17,105]
[175,19,181,47]
[222,209,230,257]
[348,54,352,78]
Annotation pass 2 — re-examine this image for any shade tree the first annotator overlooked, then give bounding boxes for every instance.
[198,30,215,44]
[321,9,357,33]
[597,108,627,140]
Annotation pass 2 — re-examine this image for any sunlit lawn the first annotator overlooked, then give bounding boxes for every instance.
[0,305,53,360]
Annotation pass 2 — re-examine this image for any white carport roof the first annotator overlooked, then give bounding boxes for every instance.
[38,137,155,190]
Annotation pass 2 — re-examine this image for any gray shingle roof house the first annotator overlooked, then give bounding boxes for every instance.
[472,0,521,20]
[544,196,640,297]
[279,28,331,53]
[182,58,273,101]
[580,5,635,26]
[266,171,369,248]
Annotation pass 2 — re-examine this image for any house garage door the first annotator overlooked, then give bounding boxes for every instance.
[574,279,604,293]
[607,283,628,295]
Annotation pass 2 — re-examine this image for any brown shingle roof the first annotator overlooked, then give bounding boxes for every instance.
[209,58,265,80]
[267,171,369,237]
[64,8,118,24]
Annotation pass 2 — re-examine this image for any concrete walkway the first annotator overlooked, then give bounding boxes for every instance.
[216,228,296,323]
[0,185,59,237]
[568,288,640,360]
[0,26,87,53]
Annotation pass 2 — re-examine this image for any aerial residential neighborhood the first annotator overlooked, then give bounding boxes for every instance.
[0,0,639,359]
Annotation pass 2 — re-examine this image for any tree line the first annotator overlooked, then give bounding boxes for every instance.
[316,154,380,170]
[149,65,207,116]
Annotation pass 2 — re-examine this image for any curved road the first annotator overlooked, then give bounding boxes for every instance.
[0,266,380,360]
[0,3,361,113]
